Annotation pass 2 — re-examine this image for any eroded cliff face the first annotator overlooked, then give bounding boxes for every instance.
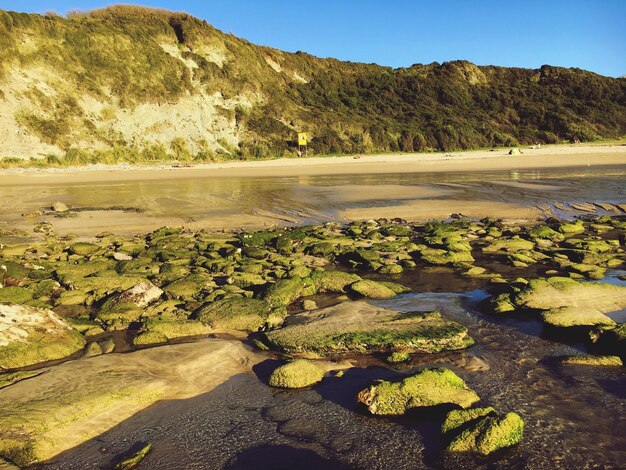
[1,6,625,162]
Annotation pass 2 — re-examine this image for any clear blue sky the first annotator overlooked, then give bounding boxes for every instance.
[2,0,625,77]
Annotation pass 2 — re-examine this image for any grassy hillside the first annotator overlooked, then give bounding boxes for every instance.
[1,5,625,165]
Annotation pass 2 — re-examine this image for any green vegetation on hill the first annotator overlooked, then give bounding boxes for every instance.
[1,5,625,163]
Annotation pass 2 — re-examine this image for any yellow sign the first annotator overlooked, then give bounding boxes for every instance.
[298,132,307,146]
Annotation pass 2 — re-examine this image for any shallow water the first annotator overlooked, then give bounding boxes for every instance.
[36,276,626,469]
[1,165,624,235]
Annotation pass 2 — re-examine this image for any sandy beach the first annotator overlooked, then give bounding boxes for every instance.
[0,143,624,185]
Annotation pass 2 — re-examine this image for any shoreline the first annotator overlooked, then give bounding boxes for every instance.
[0,143,624,185]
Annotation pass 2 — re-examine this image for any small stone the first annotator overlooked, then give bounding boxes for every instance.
[51,202,68,212]
[113,252,133,261]
[303,299,318,311]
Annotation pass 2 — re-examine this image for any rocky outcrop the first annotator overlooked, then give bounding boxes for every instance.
[264,302,474,357]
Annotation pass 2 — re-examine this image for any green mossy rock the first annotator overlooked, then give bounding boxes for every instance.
[513,277,625,328]
[482,238,534,254]
[0,287,33,304]
[68,242,101,256]
[386,351,411,363]
[268,359,325,389]
[310,270,361,293]
[561,355,623,366]
[527,225,564,242]
[0,304,86,370]
[418,247,474,266]
[350,280,398,299]
[196,297,277,332]
[264,302,474,357]
[261,276,317,307]
[357,368,480,416]
[379,263,403,275]
[133,330,168,346]
[142,318,209,340]
[441,407,495,435]
[559,220,585,234]
[446,411,524,455]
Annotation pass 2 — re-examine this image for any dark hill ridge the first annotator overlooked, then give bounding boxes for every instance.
[1,5,625,163]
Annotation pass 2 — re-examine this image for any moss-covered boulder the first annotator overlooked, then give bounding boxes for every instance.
[0,287,33,304]
[357,368,480,416]
[512,277,625,327]
[264,302,474,357]
[268,359,325,389]
[443,408,524,455]
[349,280,399,299]
[133,330,168,346]
[68,242,101,257]
[141,318,209,340]
[559,220,585,235]
[0,304,86,370]
[261,276,317,307]
[310,270,361,293]
[418,247,474,266]
[527,225,565,242]
[482,238,534,254]
[386,351,411,363]
[195,297,280,332]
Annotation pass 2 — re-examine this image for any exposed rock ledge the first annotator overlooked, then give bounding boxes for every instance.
[0,340,263,467]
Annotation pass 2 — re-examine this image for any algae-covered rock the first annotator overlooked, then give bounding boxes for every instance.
[264,302,474,357]
[309,270,361,293]
[142,318,210,340]
[418,247,474,266]
[0,304,86,370]
[561,355,623,366]
[513,277,625,327]
[379,263,404,275]
[268,359,325,389]
[441,407,495,435]
[559,220,585,235]
[68,242,101,257]
[196,297,278,332]
[261,276,317,307]
[133,331,168,346]
[482,238,534,254]
[350,280,398,299]
[527,225,564,242]
[0,340,260,466]
[444,409,524,455]
[0,287,33,304]
[357,368,480,416]
[541,306,616,328]
[386,351,411,363]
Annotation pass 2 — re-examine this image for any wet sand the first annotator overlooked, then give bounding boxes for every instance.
[0,146,623,237]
